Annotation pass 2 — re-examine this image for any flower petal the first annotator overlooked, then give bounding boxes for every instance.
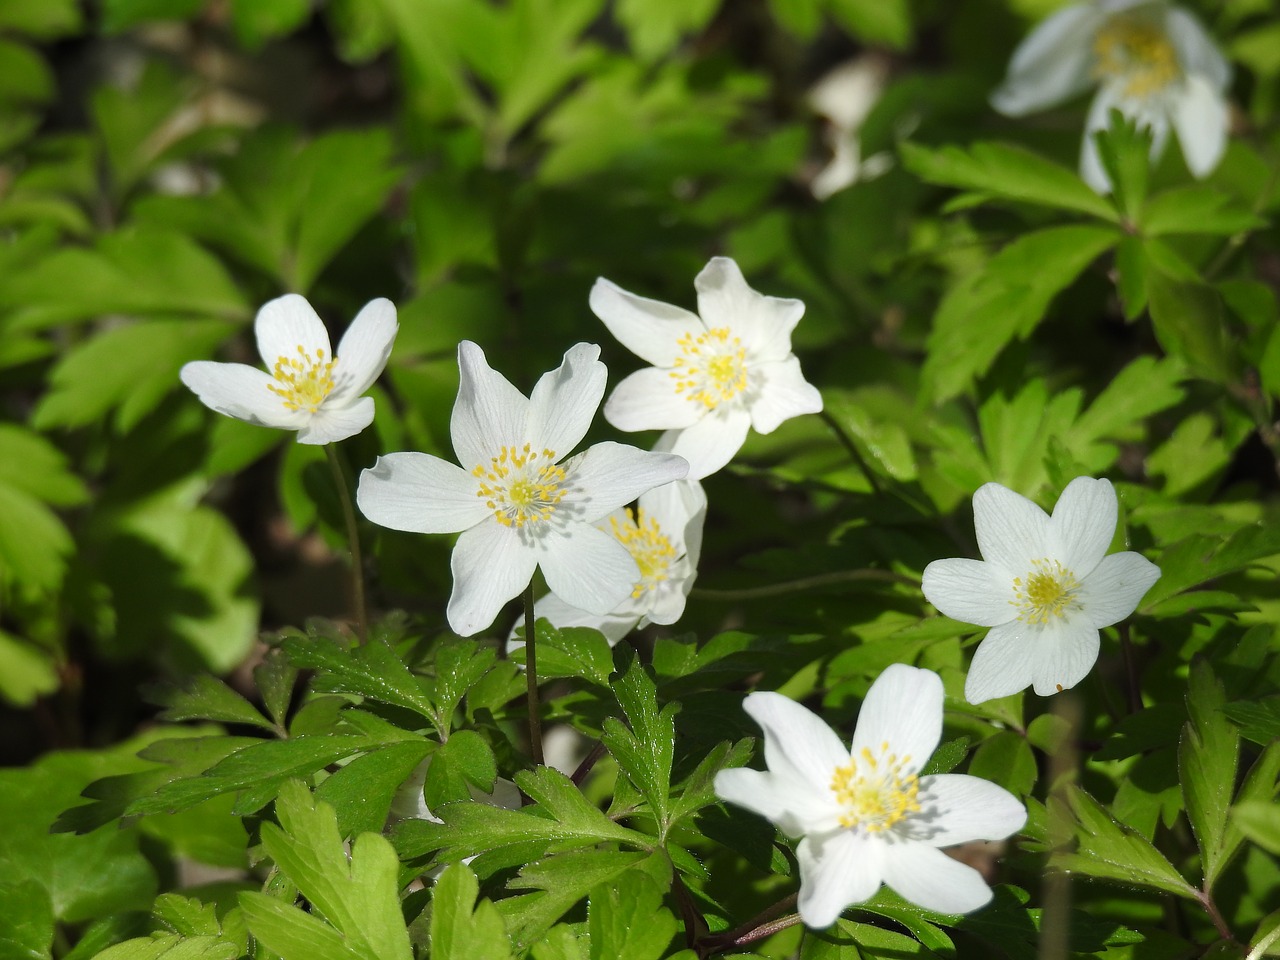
[508,591,639,653]
[180,360,307,430]
[1165,7,1231,92]
[964,621,1038,704]
[298,396,375,444]
[639,478,706,560]
[694,257,804,363]
[909,774,1028,846]
[742,692,850,796]
[714,767,839,839]
[796,831,885,928]
[357,452,490,534]
[527,342,607,455]
[255,294,332,369]
[451,341,529,470]
[972,482,1049,575]
[747,356,824,434]
[879,843,995,915]
[448,519,538,637]
[604,366,704,432]
[989,3,1103,117]
[590,277,700,368]
[1169,73,1229,178]
[661,406,752,481]
[1078,550,1161,627]
[540,522,637,616]
[330,298,398,403]
[851,664,942,775]
[1048,476,1117,577]
[921,558,1016,626]
[561,442,689,523]
[1029,621,1100,696]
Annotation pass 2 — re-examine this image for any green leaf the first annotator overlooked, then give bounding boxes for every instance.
[1049,786,1197,899]
[430,863,515,960]
[0,628,60,706]
[1232,801,1280,856]
[283,635,437,724]
[1143,185,1266,237]
[147,674,276,733]
[238,895,364,960]
[101,0,204,32]
[828,0,910,48]
[1094,110,1150,222]
[229,0,312,48]
[1223,698,1280,745]
[601,656,677,830]
[922,224,1119,402]
[315,740,432,837]
[668,738,755,824]
[90,934,241,960]
[586,870,678,960]
[0,483,73,591]
[614,0,719,59]
[1147,263,1235,384]
[423,731,498,810]
[251,781,413,960]
[0,879,54,960]
[968,732,1037,798]
[255,647,299,731]
[1251,909,1280,959]
[519,622,615,687]
[1142,523,1280,612]
[433,639,498,728]
[0,0,81,36]
[1113,235,1149,319]
[900,141,1116,219]
[1178,662,1241,890]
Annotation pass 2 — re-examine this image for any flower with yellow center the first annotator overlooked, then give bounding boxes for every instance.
[590,257,823,480]
[180,294,399,444]
[990,0,1231,193]
[714,665,1027,927]
[356,341,689,637]
[922,477,1161,704]
[509,478,706,650]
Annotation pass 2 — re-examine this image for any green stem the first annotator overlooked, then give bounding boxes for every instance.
[692,568,915,601]
[820,408,881,496]
[524,582,545,767]
[325,444,367,645]
[696,894,800,957]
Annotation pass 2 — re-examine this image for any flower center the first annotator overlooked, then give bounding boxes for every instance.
[1011,558,1081,625]
[267,345,336,413]
[1092,15,1180,98]
[608,507,677,599]
[830,743,921,833]
[474,444,568,528]
[670,327,748,410]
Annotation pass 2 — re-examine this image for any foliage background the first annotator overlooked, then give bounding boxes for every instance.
[3,0,1280,957]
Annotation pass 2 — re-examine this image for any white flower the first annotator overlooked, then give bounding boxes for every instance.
[510,478,707,649]
[590,257,824,480]
[990,0,1231,193]
[808,55,893,199]
[714,665,1026,926]
[922,477,1161,704]
[356,341,689,637]
[180,293,398,444]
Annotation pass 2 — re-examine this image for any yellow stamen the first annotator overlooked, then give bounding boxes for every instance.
[608,508,678,599]
[830,742,921,832]
[1092,15,1180,98]
[669,327,748,410]
[1010,558,1081,625]
[474,444,567,528]
[266,345,336,412]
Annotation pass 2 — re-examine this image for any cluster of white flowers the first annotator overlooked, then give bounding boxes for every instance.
[181,253,1165,928]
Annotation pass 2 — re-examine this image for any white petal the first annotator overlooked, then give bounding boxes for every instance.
[990,3,1102,117]
[255,294,332,369]
[1170,74,1229,178]
[526,342,607,456]
[851,664,942,774]
[539,522,637,616]
[662,407,752,481]
[603,367,704,432]
[297,396,375,444]
[448,520,538,637]
[972,482,1049,575]
[1078,551,1161,627]
[879,843,994,915]
[1048,476,1116,577]
[714,767,839,838]
[329,298,398,403]
[451,341,529,470]
[909,775,1028,846]
[561,442,689,523]
[694,257,804,363]
[964,622,1038,704]
[589,277,699,368]
[180,360,307,430]
[357,452,489,534]
[638,478,706,559]
[1164,7,1231,92]
[796,831,885,928]
[644,582,689,625]
[922,558,1016,627]
[1029,621,1100,696]
[742,692,851,796]
[747,356,824,434]
[507,592,638,652]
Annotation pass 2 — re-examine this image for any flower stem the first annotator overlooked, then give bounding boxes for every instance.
[820,408,881,496]
[325,443,367,645]
[523,582,545,767]
[692,568,914,601]
[696,894,800,957]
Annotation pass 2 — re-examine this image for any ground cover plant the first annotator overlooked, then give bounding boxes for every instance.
[2,0,1280,957]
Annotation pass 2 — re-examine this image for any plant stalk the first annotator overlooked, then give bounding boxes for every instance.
[325,443,367,644]
[524,582,545,766]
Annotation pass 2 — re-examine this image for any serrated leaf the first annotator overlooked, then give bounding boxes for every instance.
[430,863,515,960]
[1050,786,1196,899]
[968,731,1037,798]
[315,740,432,837]
[1143,185,1266,237]
[1223,699,1280,745]
[1094,110,1150,222]
[432,640,498,728]
[147,674,276,733]
[425,731,498,809]
[668,738,754,824]
[1179,661,1240,890]
[1147,264,1235,384]
[518,622,615,687]
[587,870,677,960]
[283,635,437,724]
[255,647,299,730]
[602,656,677,830]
